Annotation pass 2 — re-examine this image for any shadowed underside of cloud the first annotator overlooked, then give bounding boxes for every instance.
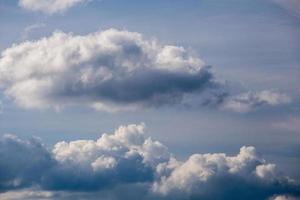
[18,0,90,14]
[0,123,299,200]
[0,29,223,112]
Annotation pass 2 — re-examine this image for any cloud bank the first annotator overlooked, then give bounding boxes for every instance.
[18,0,89,14]
[0,123,299,199]
[0,29,222,112]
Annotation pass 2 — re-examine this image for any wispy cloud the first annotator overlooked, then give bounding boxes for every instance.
[273,117,300,133]
[18,0,90,14]
[220,90,291,113]
[21,23,46,40]
[272,0,300,17]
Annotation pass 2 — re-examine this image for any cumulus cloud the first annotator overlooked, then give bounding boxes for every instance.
[0,123,299,199]
[18,0,90,14]
[220,90,291,113]
[0,29,222,112]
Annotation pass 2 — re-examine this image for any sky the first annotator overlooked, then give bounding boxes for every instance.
[0,0,300,199]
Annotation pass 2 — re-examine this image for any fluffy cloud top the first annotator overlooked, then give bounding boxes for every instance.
[18,0,89,14]
[0,123,299,199]
[221,90,291,113]
[0,29,219,112]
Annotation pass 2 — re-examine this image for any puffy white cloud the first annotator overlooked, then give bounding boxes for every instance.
[19,0,89,14]
[221,90,291,113]
[255,164,277,180]
[52,123,170,171]
[91,156,117,171]
[0,29,219,112]
[153,146,262,195]
[1,29,290,113]
[0,123,299,199]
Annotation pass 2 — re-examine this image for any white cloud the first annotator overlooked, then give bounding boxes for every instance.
[271,195,300,200]
[0,29,219,112]
[0,100,2,113]
[0,189,55,200]
[0,123,299,199]
[255,164,277,180]
[52,123,170,170]
[221,90,291,113]
[91,156,117,171]
[153,146,263,195]
[19,0,90,14]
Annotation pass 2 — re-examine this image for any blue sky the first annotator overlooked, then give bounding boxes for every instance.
[0,0,300,199]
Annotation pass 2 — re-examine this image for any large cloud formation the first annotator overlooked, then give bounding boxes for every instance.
[0,29,220,112]
[0,123,299,200]
[19,0,89,14]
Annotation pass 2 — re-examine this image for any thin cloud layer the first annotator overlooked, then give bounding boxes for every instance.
[0,29,220,112]
[220,90,291,113]
[0,123,299,200]
[272,0,300,17]
[19,0,89,14]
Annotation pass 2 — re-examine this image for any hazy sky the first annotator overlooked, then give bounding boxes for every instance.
[0,0,300,199]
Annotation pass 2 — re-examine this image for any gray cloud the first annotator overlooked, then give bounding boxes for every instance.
[220,90,291,113]
[0,135,55,191]
[0,123,299,199]
[0,29,222,112]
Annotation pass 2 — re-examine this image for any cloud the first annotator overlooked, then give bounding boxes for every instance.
[0,29,222,112]
[270,195,300,200]
[272,0,300,17]
[273,117,300,133]
[220,90,291,113]
[22,23,46,40]
[0,123,299,199]
[0,134,55,191]
[18,0,90,14]
[0,189,56,200]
